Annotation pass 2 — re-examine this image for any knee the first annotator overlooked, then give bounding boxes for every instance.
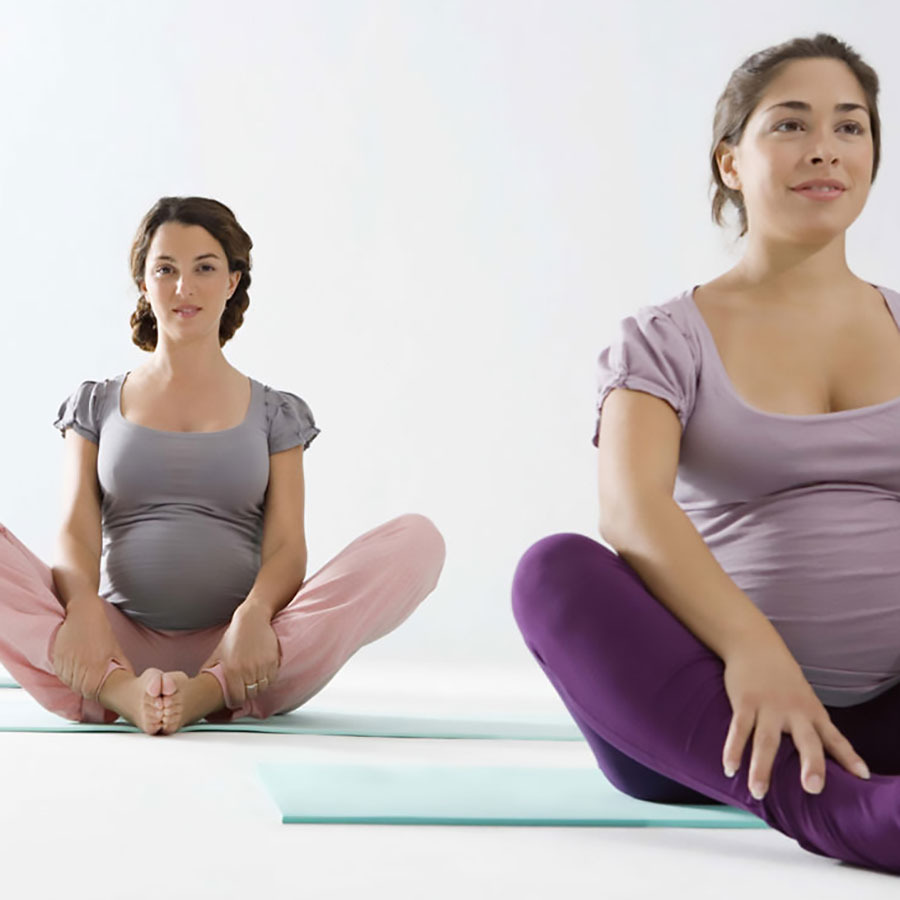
[511,532,615,639]
[392,513,446,585]
[591,737,721,804]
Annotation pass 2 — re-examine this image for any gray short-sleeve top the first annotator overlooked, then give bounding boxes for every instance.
[52,372,320,631]
[592,283,900,708]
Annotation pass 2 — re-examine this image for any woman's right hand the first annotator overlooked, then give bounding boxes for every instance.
[51,596,133,702]
[721,639,871,799]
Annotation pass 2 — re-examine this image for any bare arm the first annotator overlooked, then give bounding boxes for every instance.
[601,495,787,662]
[50,429,105,611]
[52,533,103,611]
[49,429,132,697]
[235,445,308,620]
[597,387,869,797]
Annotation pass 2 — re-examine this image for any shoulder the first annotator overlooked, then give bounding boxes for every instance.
[874,283,900,304]
[261,383,315,420]
[618,287,702,365]
[260,382,321,454]
[592,288,702,443]
[52,376,120,442]
[643,287,699,335]
[59,375,121,408]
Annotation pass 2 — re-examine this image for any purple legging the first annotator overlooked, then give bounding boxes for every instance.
[511,532,900,875]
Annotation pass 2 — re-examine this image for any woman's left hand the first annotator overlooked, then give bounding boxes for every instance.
[200,604,281,707]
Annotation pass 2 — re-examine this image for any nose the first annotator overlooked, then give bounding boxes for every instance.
[176,276,195,297]
[806,126,840,163]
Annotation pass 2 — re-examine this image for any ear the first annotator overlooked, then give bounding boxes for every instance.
[716,143,741,192]
[229,270,241,297]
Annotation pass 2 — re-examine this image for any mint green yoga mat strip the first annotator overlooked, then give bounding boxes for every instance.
[0,693,581,740]
[258,762,768,828]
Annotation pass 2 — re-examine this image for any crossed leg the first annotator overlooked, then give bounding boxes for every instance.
[0,513,445,733]
[512,532,900,875]
[201,512,446,722]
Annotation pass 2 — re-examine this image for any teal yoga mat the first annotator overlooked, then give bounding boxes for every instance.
[257,762,767,828]
[0,691,582,740]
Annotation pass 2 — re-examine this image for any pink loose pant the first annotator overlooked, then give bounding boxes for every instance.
[0,513,445,724]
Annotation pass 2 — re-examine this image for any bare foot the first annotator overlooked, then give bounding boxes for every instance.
[158,671,225,735]
[98,668,167,735]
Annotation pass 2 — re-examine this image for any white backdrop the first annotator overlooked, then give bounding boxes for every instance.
[1,0,897,675]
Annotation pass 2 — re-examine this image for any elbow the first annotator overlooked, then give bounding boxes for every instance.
[597,511,619,547]
[599,492,675,551]
[598,521,618,548]
[598,498,621,545]
[295,542,308,579]
[597,496,642,549]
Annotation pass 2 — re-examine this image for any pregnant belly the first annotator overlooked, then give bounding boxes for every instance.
[704,487,900,706]
[101,521,260,630]
[750,569,900,706]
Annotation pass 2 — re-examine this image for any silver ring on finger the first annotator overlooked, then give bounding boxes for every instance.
[246,682,259,691]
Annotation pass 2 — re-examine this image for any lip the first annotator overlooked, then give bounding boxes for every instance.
[173,306,201,312]
[790,179,846,191]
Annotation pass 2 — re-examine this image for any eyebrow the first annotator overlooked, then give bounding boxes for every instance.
[154,253,221,262]
[765,100,869,117]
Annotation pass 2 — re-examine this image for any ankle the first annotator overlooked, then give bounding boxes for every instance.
[195,671,226,713]
[98,668,130,703]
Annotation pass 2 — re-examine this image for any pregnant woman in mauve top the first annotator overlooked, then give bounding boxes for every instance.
[0,195,445,734]
[513,33,900,874]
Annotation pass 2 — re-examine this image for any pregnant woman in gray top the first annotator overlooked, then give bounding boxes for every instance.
[0,195,446,734]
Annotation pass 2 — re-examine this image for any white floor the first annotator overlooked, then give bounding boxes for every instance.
[0,660,897,899]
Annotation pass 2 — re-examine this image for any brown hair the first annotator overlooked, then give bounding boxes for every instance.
[710,32,881,239]
[129,196,253,350]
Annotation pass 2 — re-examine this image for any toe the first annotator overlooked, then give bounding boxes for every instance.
[161,672,178,696]
[161,707,182,735]
[143,707,164,735]
[144,668,163,697]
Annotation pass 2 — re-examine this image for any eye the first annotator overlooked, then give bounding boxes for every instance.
[155,265,172,275]
[775,119,865,134]
[199,264,215,272]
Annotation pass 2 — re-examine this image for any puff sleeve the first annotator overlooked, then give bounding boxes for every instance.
[592,305,698,446]
[265,386,321,454]
[53,380,103,444]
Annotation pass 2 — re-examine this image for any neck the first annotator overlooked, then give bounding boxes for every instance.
[142,339,233,386]
[728,231,862,308]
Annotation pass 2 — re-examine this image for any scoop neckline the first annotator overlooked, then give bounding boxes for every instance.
[114,371,257,435]
[684,282,900,421]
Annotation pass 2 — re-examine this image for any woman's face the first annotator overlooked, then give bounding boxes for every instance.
[140,221,241,340]
[717,57,874,243]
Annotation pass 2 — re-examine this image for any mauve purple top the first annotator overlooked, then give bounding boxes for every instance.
[593,283,900,707]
